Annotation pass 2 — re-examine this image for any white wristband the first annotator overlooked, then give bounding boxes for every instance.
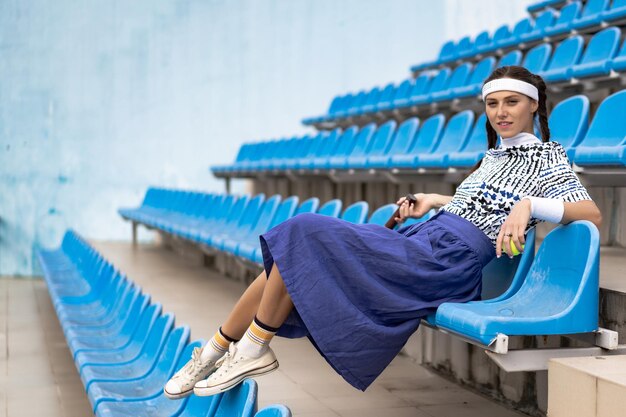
[522,196,565,223]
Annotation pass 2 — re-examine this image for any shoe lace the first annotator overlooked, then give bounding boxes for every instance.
[182,346,203,376]
[215,343,239,374]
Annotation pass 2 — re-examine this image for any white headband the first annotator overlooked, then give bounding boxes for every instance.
[481,78,539,102]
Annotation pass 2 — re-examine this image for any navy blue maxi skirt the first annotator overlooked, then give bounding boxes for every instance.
[259,210,495,391]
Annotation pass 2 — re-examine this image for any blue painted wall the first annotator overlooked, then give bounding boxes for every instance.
[0,0,533,276]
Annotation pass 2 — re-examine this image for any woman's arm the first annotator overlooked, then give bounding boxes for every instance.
[395,193,453,223]
[497,199,603,258]
[562,200,602,230]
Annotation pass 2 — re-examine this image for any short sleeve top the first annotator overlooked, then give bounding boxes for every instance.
[441,141,592,247]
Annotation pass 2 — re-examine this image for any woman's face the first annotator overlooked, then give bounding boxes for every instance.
[485,89,538,139]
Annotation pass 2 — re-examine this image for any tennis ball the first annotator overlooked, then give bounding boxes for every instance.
[509,240,525,256]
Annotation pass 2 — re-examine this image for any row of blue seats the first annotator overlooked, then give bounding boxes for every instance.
[528,0,571,14]
[37,231,292,417]
[120,189,603,354]
[304,25,626,126]
[412,0,626,72]
[217,90,626,177]
[120,189,430,266]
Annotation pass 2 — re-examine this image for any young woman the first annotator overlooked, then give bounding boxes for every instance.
[164,66,602,399]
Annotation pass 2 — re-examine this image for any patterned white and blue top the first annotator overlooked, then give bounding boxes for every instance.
[441,133,592,246]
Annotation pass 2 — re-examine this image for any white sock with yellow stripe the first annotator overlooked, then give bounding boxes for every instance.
[235,316,278,359]
[201,327,236,363]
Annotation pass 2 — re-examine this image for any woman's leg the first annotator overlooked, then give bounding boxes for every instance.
[220,270,268,340]
[256,263,294,328]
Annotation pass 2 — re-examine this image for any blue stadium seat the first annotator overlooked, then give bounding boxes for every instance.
[447,113,488,168]
[393,73,432,108]
[602,0,626,22]
[378,80,411,111]
[311,126,359,170]
[416,110,475,168]
[458,31,491,60]
[497,50,523,68]
[539,35,584,82]
[452,36,473,61]
[522,43,553,73]
[571,0,609,30]
[496,17,534,49]
[431,63,473,102]
[346,121,397,169]
[210,194,265,250]
[349,87,381,117]
[366,204,397,226]
[336,90,366,119]
[409,68,452,106]
[237,196,298,261]
[609,37,626,73]
[223,195,282,256]
[328,123,376,169]
[294,128,341,170]
[362,82,395,114]
[519,8,557,43]
[340,201,369,224]
[569,27,620,79]
[527,0,566,14]
[389,114,446,168]
[548,95,590,158]
[572,89,626,166]
[87,326,190,410]
[213,379,258,417]
[434,221,599,350]
[449,57,496,99]
[366,117,420,168]
[196,195,250,245]
[543,1,582,37]
[476,24,511,55]
[255,405,293,417]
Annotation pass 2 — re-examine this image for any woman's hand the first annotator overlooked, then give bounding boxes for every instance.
[395,193,442,224]
[496,199,531,258]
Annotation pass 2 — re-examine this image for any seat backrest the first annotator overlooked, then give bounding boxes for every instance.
[552,1,582,26]
[331,93,353,115]
[224,195,251,228]
[347,123,377,157]
[295,197,320,215]
[498,50,523,68]
[472,31,492,52]
[456,113,488,155]
[234,194,265,231]
[578,89,626,147]
[518,221,599,323]
[302,132,328,159]
[510,17,534,38]
[367,203,397,226]
[141,313,175,360]
[317,199,342,217]
[545,35,584,71]
[579,27,621,65]
[254,405,293,417]
[359,86,382,110]
[250,195,282,236]
[313,128,342,158]
[523,43,553,73]
[364,120,397,157]
[340,201,369,224]
[330,126,360,157]
[327,95,343,114]
[391,79,414,104]
[431,110,475,154]
[214,379,257,417]
[578,0,609,19]
[445,62,473,89]
[454,36,473,58]
[610,0,626,10]
[549,95,590,149]
[385,117,420,156]
[424,68,452,95]
[375,83,396,107]
[468,57,496,86]
[266,196,299,230]
[407,114,446,154]
[407,73,433,99]
[480,227,536,300]
[532,8,557,33]
[345,91,368,113]
[491,24,511,44]
[437,39,456,62]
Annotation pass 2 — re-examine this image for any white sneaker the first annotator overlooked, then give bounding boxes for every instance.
[164,346,218,399]
[194,343,279,397]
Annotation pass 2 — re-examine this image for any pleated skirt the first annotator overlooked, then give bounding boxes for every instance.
[259,210,495,391]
